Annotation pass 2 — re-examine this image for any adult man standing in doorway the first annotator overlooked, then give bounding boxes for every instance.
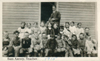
[49,5,61,27]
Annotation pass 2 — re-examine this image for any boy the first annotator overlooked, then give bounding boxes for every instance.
[91,39,97,57]
[56,33,65,57]
[19,32,32,57]
[31,22,40,34]
[45,35,57,57]
[2,31,14,57]
[69,21,77,34]
[39,21,46,34]
[78,33,86,57]
[84,27,90,39]
[76,23,84,39]
[26,23,32,35]
[63,35,73,57]
[18,22,27,39]
[39,34,47,57]
[63,22,72,39]
[71,34,80,57]
[31,33,42,57]
[85,36,93,57]
[10,30,21,57]
[60,25,64,39]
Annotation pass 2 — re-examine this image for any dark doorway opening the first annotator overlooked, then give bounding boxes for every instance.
[41,2,56,23]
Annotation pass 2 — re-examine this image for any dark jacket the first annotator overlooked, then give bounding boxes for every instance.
[49,11,61,23]
[46,28,55,36]
[46,39,57,49]
[21,37,31,48]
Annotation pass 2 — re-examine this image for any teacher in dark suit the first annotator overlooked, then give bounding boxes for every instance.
[49,5,61,27]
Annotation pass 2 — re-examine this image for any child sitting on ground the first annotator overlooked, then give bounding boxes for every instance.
[71,34,80,57]
[63,35,73,57]
[2,31,14,57]
[10,31,21,57]
[56,33,65,57]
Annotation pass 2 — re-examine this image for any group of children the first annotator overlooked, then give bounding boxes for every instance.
[2,21,97,57]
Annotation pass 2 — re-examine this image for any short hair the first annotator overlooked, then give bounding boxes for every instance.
[85,27,90,30]
[71,21,75,24]
[79,33,84,36]
[21,22,26,25]
[27,23,31,25]
[13,30,19,34]
[52,5,56,8]
[41,21,45,23]
[54,23,58,26]
[77,22,82,25]
[4,31,9,35]
[34,22,38,25]
[72,34,77,40]
[60,26,64,29]
[63,35,69,39]
[65,22,69,25]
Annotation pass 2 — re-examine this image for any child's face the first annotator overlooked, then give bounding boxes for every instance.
[21,23,25,27]
[53,24,58,29]
[48,23,52,27]
[78,24,81,28]
[85,28,89,33]
[60,29,63,31]
[70,22,74,26]
[72,36,76,40]
[64,37,68,40]
[41,22,45,27]
[34,23,38,27]
[87,36,91,41]
[4,33,9,38]
[27,24,31,28]
[57,35,60,39]
[42,34,47,39]
[14,33,19,37]
[35,36,39,40]
[79,34,84,39]
[65,23,69,28]
[24,33,29,38]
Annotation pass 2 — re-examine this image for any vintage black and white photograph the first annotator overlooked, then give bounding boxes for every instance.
[2,2,98,57]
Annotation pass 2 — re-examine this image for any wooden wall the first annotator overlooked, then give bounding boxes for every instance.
[58,2,97,39]
[3,2,40,37]
[3,2,97,40]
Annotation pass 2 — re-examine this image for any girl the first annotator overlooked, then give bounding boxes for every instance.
[53,23,59,38]
[46,22,55,39]
[63,22,72,39]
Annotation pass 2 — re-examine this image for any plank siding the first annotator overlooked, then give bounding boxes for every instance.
[58,2,97,39]
[3,2,39,37]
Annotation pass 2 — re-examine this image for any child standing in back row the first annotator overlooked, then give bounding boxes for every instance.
[76,23,84,39]
[18,22,27,39]
[63,22,72,39]
[69,21,76,34]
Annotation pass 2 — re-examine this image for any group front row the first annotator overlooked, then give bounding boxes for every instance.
[2,21,97,57]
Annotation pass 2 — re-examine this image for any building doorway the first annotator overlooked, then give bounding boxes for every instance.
[41,2,56,23]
